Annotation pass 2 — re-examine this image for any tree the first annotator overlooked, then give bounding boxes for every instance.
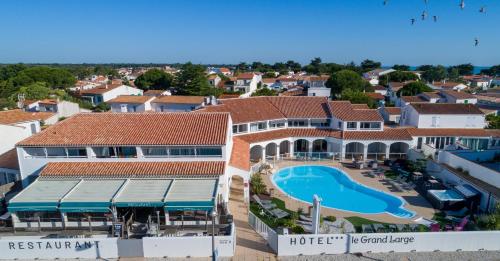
[392,64,411,71]
[325,70,369,96]
[175,62,212,96]
[397,81,433,96]
[340,89,376,108]
[448,63,474,76]
[448,67,460,81]
[15,82,51,100]
[11,66,76,89]
[360,59,381,72]
[285,60,302,72]
[251,88,277,96]
[263,72,277,78]
[0,64,27,81]
[486,114,500,129]
[420,65,447,82]
[379,71,418,86]
[134,69,174,90]
[480,65,500,76]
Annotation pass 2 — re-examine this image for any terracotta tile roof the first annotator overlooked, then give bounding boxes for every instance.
[202,97,285,123]
[17,112,229,147]
[106,95,153,104]
[0,109,55,125]
[266,97,331,119]
[237,73,255,79]
[432,81,465,89]
[440,90,475,100]
[219,68,230,73]
[410,103,483,115]
[207,74,219,80]
[382,107,401,115]
[152,95,205,104]
[401,96,428,103]
[39,161,225,178]
[236,128,341,144]
[342,128,412,140]
[0,149,19,170]
[366,92,385,100]
[144,90,168,96]
[407,128,499,137]
[229,138,250,171]
[218,94,240,99]
[280,89,304,97]
[390,81,414,90]
[80,84,124,95]
[204,96,332,123]
[351,104,370,109]
[309,75,330,81]
[38,99,58,105]
[372,85,386,91]
[329,101,383,121]
[262,78,277,84]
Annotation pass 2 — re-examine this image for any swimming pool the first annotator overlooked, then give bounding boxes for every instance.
[272,165,415,218]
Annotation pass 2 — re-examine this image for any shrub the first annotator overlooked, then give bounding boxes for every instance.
[292,225,305,234]
[324,216,337,222]
[250,173,267,195]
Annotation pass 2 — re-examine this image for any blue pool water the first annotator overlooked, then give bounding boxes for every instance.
[272,165,415,218]
[429,190,464,201]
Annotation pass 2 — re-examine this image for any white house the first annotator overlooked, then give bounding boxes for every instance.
[373,85,388,96]
[400,103,486,129]
[144,89,171,97]
[428,81,467,91]
[107,95,155,112]
[379,107,401,124]
[24,99,85,120]
[79,84,143,105]
[234,73,262,97]
[440,90,478,104]
[151,95,206,112]
[308,87,331,97]
[362,69,396,85]
[0,109,57,155]
[208,74,221,87]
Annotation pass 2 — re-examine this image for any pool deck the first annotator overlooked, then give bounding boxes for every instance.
[262,160,436,224]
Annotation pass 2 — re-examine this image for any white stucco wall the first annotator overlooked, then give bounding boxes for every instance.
[0,122,39,155]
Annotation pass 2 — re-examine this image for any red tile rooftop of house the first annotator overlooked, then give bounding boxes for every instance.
[17,112,229,147]
[0,109,55,125]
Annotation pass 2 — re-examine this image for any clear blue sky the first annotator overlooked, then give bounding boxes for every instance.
[0,0,498,65]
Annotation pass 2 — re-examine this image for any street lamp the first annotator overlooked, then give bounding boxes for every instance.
[211,210,217,261]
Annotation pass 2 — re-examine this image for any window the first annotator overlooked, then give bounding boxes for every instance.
[347,122,357,129]
[67,148,87,157]
[170,147,196,157]
[269,120,286,129]
[288,119,308,127]
[338,122,342,129]
[232,124,248,134]
[46,147,67,157]
[310,119,330,127]
[24,147,46,158]
[93,147,137,158]
[30,123,37,134]
[197,147,222,157]
[250,121,267,131]
[143,147,168,157]
[360,122,382,130]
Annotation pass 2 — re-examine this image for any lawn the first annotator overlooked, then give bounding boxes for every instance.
[345,216,392,232]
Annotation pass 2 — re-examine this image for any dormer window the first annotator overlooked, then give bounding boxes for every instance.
[347,122,357,130]
[360,122,381,130]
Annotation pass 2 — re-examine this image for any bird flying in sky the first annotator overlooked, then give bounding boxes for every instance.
[479,6,486,13]
[460,0,465,10]
[474,38,479,46]
[411,18,416,25]
[421,11,427,20]
[433,15,438,22]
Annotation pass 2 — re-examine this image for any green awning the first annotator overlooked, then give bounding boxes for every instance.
[114,179,172,208]
[8,180,79,212]
[60,180,125,213]
[164,179,217,212]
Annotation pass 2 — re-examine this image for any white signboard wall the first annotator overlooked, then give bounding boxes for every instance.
[142,235,235,258]
[0,238,119,260]
[278,234,347,255]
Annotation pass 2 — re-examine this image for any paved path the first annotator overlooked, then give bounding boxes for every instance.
[229,177,277,261]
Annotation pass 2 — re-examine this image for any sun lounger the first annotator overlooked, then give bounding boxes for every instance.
[388,180,404,191]
[362,224,374,233]
[269,208,289,219]
[372,223,386,232]
[395,224,407,232]
[252,195,276,210]
[388,224,398,232]
[300,215,313,222]
[414,217,437,227]
[296,220,312,226]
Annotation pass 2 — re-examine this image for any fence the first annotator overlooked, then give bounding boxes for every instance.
[248,211,500,257]
[248,211,278,252]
